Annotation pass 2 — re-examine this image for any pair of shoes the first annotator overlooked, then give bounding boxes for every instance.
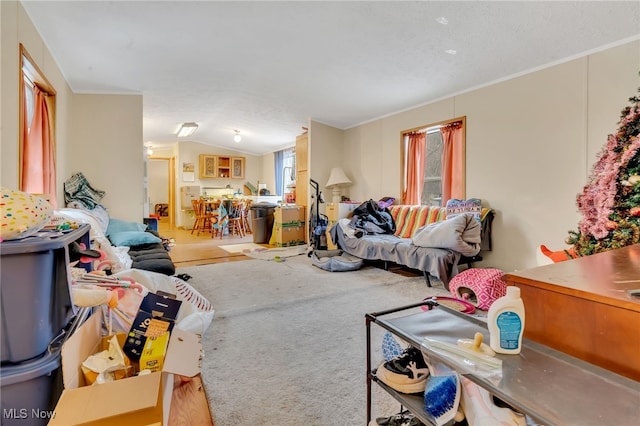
[369,410,425,426]
[375,346,430,394]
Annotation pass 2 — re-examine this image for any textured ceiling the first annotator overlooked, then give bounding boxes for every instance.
[21,1,640,155]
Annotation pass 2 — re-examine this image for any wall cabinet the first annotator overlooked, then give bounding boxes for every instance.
[231,157,245,179]
[199,155,217,178]
[199,154,245,179]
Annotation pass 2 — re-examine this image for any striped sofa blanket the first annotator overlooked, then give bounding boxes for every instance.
[329,204,494,288]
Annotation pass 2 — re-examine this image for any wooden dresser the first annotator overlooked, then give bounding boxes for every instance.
[502,244,640,381]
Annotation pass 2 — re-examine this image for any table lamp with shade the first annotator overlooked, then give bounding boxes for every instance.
[325,167,352,203]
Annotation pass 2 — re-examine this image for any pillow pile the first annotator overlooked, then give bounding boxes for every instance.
[107,219,160,247]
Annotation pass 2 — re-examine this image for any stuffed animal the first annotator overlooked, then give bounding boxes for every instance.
[539,244,579,263]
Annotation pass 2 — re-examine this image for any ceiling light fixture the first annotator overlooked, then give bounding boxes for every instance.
[445,49,457,55]
[233,130,242,143]
[177,122,198,138]
[436,16,449,25]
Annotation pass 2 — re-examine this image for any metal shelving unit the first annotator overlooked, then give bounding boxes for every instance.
[366,301,640,426]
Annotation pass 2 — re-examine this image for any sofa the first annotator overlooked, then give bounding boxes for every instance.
[329,203,494,289]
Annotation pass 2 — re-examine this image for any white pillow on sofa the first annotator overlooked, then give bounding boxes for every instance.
[411,213,481,256]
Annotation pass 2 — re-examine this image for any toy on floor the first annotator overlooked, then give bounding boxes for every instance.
[539,244,579,263]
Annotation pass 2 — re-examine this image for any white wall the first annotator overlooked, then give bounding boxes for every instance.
[343,40,640,273]
[260,152,275,196]
[308,120,346,209]
[69,94,144,221]
[148,159,169,207]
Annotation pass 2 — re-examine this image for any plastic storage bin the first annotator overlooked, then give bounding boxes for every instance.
[0,225,90,363]
[0,348,61,426]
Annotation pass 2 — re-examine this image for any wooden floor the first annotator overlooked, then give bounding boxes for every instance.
[169,375,214,426]
[157,217,261,267]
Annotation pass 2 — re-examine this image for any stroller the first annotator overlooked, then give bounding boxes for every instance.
[308,179,329,256]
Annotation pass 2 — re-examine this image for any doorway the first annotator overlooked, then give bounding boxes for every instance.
[148,157,175,226]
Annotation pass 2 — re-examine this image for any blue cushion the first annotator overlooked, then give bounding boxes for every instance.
[106,218,147,236]
[109,231,161,247]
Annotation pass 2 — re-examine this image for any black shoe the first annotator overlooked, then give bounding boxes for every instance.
[369,410,425,426]
[375,346,430,394]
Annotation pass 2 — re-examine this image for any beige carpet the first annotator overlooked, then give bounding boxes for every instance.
[177,256,450,425]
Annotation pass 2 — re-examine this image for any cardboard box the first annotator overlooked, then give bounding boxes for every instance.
[325,202,360,249]
[50,311,201,426]
[274,205,305,226]
[123,292,182,361]
[273,223,306,247]
[81,333,132,385]
[325,202,359,222]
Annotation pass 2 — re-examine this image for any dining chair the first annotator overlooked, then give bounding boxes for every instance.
[211,201,229,239]
[191,199,213,236]
[241,199,252,234]
[228,201,245,237]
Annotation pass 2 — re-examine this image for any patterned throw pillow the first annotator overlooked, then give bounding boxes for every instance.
[446,198,482,221]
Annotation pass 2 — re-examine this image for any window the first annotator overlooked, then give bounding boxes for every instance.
[19,44,57,202]
[402,117,466,205]
[275,147,296,196]
[422,128,444,206]
[283,148,296,190]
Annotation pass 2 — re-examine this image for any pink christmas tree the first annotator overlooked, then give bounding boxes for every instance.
[567,84,640,255]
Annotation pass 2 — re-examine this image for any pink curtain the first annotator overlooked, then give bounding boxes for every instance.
[21,85,57,207]
[441,122,465,203]
[403,132,426,205]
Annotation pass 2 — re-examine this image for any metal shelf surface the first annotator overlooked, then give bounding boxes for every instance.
[366,302,640,426]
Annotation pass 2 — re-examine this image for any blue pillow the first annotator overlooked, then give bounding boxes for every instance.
[109,231,161,247]
[106,219,147,236]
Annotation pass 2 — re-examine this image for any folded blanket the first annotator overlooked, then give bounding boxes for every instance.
[411,213,481,256]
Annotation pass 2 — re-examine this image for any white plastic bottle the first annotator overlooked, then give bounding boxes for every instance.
[487,286,525,354]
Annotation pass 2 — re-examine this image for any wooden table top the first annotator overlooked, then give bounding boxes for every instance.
[503,244,640,311]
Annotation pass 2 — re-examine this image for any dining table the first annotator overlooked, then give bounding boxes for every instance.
[204,198,242,217]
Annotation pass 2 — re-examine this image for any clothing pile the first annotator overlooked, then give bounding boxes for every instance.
[64,172,106,209]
